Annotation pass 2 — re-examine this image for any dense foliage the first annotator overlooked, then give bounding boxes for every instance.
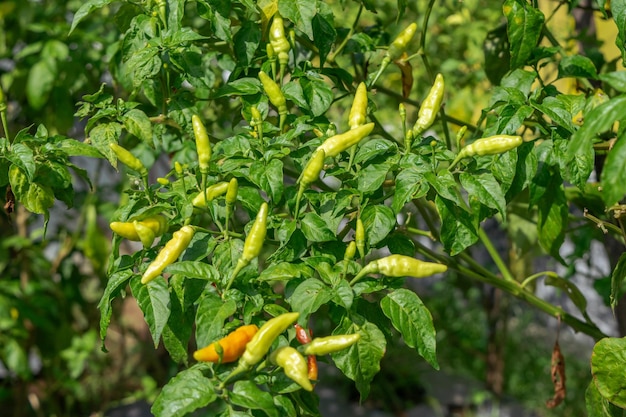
[3,0,626,416]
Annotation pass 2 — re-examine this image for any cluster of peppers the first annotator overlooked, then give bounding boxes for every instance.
[193,312,361,392]
[105,13,527,394]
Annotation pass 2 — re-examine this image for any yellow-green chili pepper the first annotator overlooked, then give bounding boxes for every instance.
[110,216,168,246]
[449,134,524,169]
[350,254,447,285]
[259,70,288,131]
[412,73,445,137]
[141,225,195,284]
[270,346,313,391]
[220,312,300,387]
[109,143,148,177]
[269,13,290,67]
[316,123,374,158]
[295,149,326,219]
[303,334,361,356]
[387,23,418,61]
[224,202,269,291]
[192,181,229,208]
[348,82,368,130]
[355,218,365,259]
[192,115,211,174]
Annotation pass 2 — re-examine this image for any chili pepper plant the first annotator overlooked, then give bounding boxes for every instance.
[3,0,626,416]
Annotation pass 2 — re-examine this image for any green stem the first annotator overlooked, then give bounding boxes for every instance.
[142,176,154,204]
[294,184,305,220]
[327,4,363,64]
[478,227,515,282]
[223,259,247,295]
[0,106,9,143]
[520,271,559,289]
[368,57,390,88]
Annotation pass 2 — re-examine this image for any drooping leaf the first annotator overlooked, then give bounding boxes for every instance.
[503,0,545,69]
[360,204,396,246]
[331,316,386,399]
[194,293,237,348]
[130,277,171,348]
[381,289,439,369]
[601,129,626,206]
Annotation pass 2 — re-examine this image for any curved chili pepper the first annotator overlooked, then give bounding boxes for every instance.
[141,225,195,284]
[350,254,447,285]
[194,324,258,363]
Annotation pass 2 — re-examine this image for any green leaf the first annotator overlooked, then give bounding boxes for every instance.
[250,158,283,202]
[3,339,29,378]
[381,289,439,369]
[600,71,626,93]
[287,278,333,316]
[278,0,316,39]
[69,0,116,34]
[300,212,336,242]
[301,75,333,117]
[435,196,478,255]
[90,122,122,166]
[483,23,511,85]
[591,337,626,408]
[233,21,261,67]
[586,380,625,417]
[534,170,567,260]
[312,13,336,67]
[151,367,218,417]
[97,269,133,346]
[162,290,192,365]
[558,55,598,79]
[331,279,354,310]
[165,261,219,282]
[8,165,55,216]
[125,47,162,87]
[460,172,506,220]
[6,143,36,180]
[354,138,397,164]
[424,170,462,206]
[361,205,396,246]
[544,275,587,315]
[392,166,427,214]
[195,293,237,348]
[212,78,262,98]
[503,0,545,69]
[612,1,626,66]
[122,109,153,146]
[531,96,575,134]
[258,262,312,282]
[230,380,279,417]
[55,138,104,158]
[494,104,534,135]
[357,163,390,193]
[601,130,626,206]
[610,253,626,311]
[26,59,56,110]
[130,277,171,348]
[331,316,386,399]
[566,96,626,173]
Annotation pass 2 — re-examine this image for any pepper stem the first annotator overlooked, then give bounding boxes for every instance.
[223,258,248,295]
[349,263,377,286]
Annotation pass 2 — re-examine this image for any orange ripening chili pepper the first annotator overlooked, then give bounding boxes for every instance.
[194,324,259,363]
